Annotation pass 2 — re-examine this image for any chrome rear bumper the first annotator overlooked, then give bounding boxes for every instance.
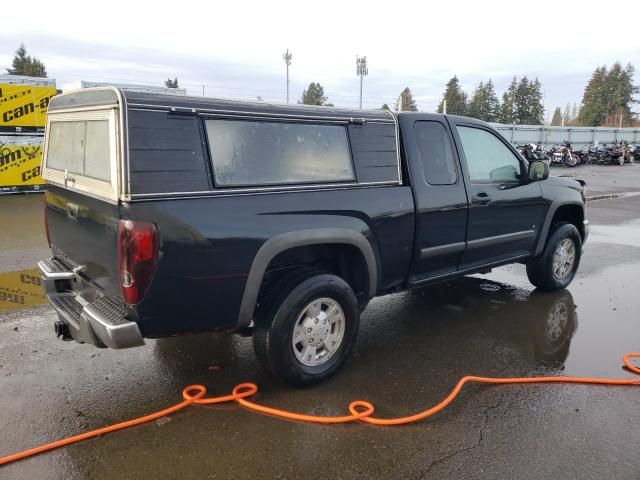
[38,258,144,349]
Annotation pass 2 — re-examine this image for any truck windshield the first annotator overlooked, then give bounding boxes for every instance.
[47,120,111,182]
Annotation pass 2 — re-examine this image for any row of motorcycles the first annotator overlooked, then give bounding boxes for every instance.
[516,141,638,167]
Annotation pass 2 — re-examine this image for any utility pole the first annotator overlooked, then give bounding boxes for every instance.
[356,55,368,109]
[283,49,292,104]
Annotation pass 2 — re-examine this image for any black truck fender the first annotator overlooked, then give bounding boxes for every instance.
[533,200,585,257]
[236,228,379,328]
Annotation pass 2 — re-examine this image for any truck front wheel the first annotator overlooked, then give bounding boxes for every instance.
[253,271,360,387]
[526,223,582,291]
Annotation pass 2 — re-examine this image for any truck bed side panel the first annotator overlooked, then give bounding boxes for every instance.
[127,186,414,337]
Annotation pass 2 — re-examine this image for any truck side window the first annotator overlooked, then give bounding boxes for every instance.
[205,120,355,187]
[456,126,522,183]
[413,121,457,185]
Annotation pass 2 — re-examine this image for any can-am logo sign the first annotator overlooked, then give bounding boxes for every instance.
[0,85,56,127]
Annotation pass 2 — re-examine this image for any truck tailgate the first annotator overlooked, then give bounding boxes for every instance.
[45,184,120,296]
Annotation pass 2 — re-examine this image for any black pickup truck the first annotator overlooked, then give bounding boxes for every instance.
[38,88,588,386]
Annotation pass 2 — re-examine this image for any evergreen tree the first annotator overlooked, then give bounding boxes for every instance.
[578,66,608,126]
[563,102,571,125]
[513,77,528,123]
[6,44,47,77]
[437,76,466,115]
[603,62,637,126]
[499,77,518,123]
[466,81,485,120]
[578,63,637,127]
[380,103,390,111]
[529,78,545,125]
[512,76,544,125]
[395,87,418,111]
[571,103,578,124]
[164,77,179,88]
[551,107,562,126]
[466,80,500,122]
[299,82,330,106]
[483,79,500,123]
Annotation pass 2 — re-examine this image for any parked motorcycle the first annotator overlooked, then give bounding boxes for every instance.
[516,143,536,161]
[602,141,632,165]
[619,141,633,164]
[550,141,579,167]
[517,143,551,164]
[587,143,607,164]
[573,147,589,165]
[535,144,552,163]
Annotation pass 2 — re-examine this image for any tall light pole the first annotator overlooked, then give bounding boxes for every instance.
[356,55,368,109]
[283,49,292,104]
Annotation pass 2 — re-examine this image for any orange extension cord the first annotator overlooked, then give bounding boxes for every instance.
[2,352,640,467]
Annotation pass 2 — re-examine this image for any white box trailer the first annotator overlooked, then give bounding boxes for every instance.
[0,74,56,87]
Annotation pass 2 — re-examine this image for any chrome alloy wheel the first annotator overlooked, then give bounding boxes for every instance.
[552,238,576,280]
[546,302,568,342]
[292,298,345,367]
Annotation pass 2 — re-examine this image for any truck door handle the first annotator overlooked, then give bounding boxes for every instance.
[471,193,491,205]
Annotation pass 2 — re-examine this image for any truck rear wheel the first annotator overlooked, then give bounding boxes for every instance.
[526,223,582,291]
[253,271,360,387]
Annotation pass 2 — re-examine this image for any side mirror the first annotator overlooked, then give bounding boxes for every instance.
[528,160,549,182]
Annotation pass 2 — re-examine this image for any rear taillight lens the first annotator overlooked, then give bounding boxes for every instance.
[118,220,159,305]
[44,198,51,248]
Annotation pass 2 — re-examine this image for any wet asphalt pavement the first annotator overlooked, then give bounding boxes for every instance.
[1,164,640,479]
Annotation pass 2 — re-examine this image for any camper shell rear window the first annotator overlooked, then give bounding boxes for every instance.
[47,120,111,181]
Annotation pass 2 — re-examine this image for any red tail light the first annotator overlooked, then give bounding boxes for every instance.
[118,220,159,305]
[44,198,51,248]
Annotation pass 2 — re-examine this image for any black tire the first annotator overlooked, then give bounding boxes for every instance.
[253,271,360,387]
[527,289,576,366]
[564,154,578,167]
[526,223,582,291]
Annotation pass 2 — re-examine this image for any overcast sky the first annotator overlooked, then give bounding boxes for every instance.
[1,0,638,117]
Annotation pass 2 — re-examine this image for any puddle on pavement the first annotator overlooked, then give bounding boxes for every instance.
[400,277,579,368]
[589,219,640,248]
[0,267,46,312]
[0,194,46,245]
[484,260,640,377]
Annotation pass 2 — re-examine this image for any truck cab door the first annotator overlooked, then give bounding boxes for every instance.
[400,115,468,283]
[448,119,546,269]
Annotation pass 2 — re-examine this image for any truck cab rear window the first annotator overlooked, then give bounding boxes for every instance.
[205,119,355,187]
[47,120,111,182]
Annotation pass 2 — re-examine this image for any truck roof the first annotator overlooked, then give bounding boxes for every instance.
[48,87,490,128]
